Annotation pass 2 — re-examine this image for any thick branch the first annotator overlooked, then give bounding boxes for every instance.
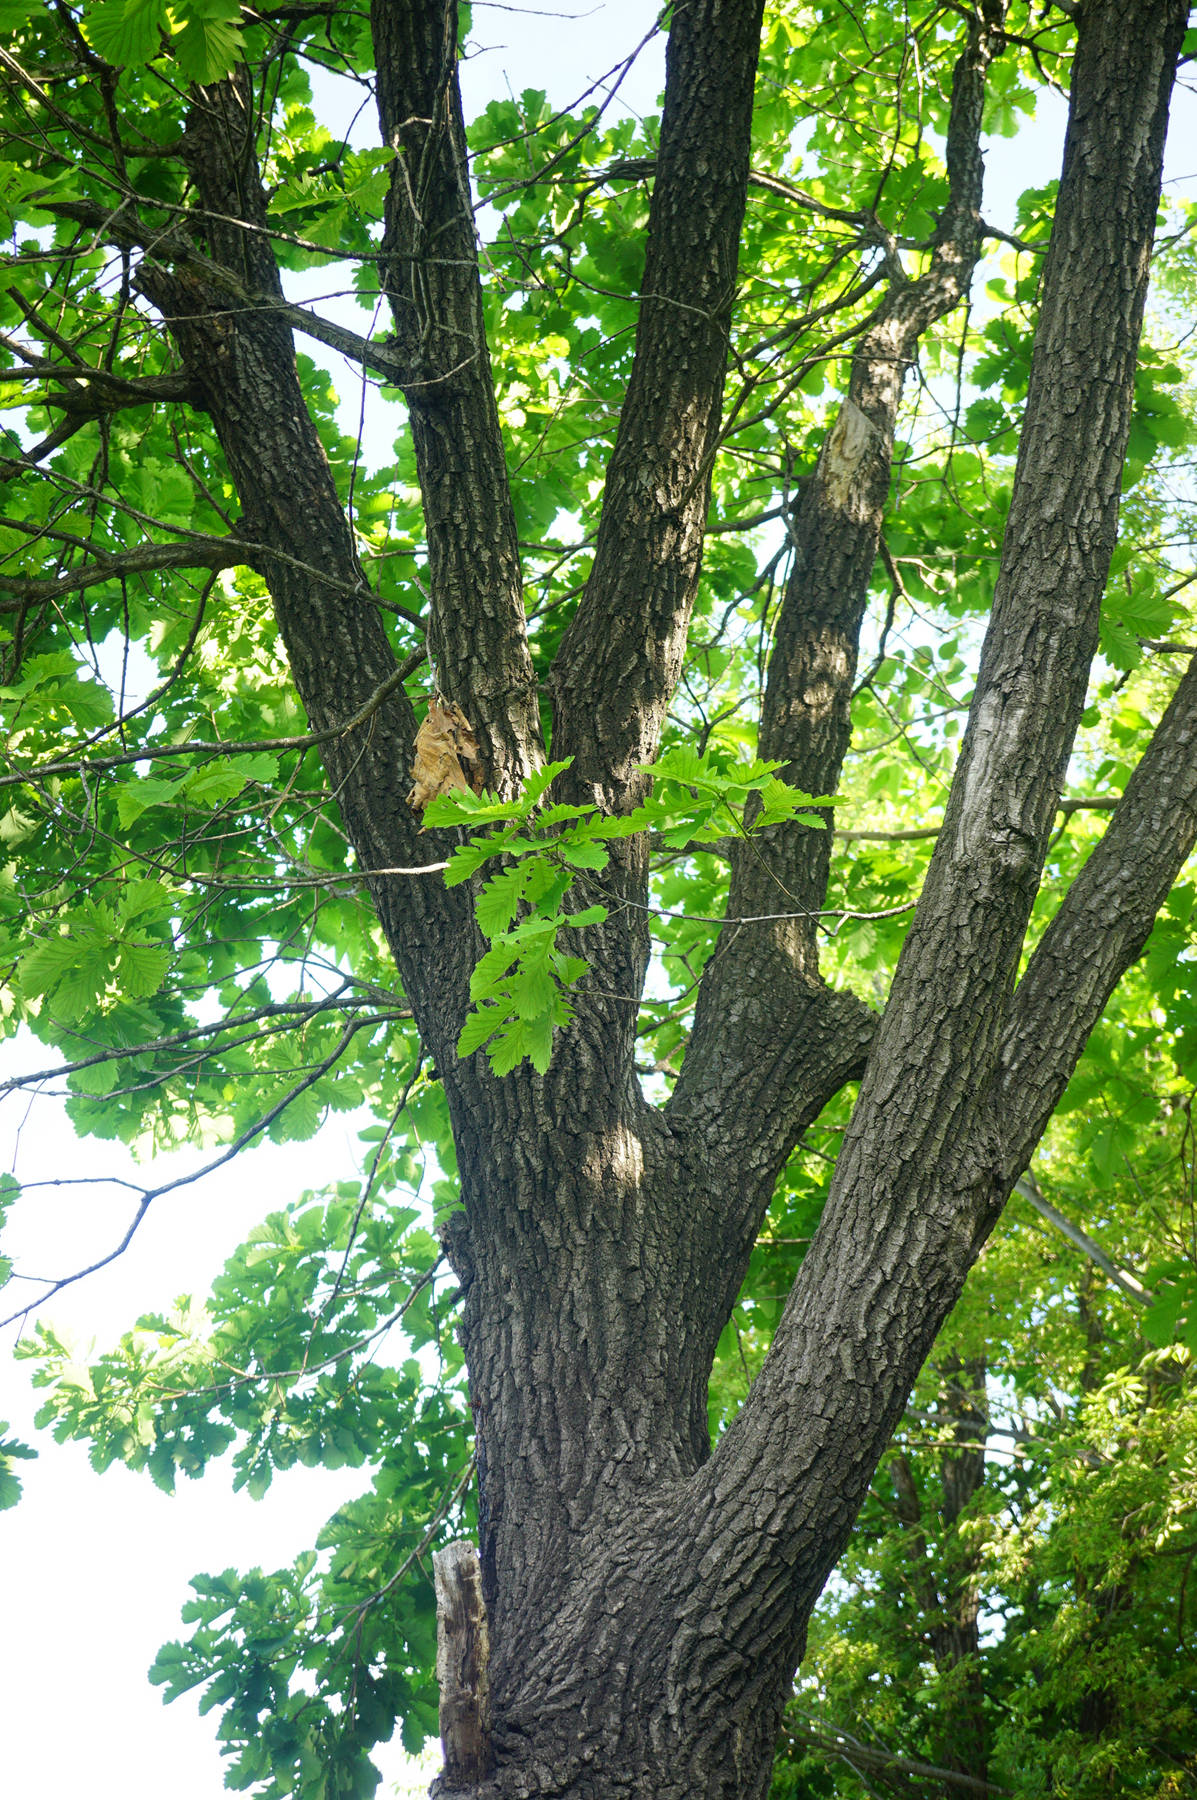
[0,536,241,605]
[134,71,474,1067]
[550,0,766,813]
[371,0,539,794]
[486,0,769,1115]
[28,195,411,381]
[0,352,198,414]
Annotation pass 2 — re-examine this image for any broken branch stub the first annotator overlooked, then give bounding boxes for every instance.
[433,1538,493,1786]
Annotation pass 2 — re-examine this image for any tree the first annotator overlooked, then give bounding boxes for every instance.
[2,0,1197,1796]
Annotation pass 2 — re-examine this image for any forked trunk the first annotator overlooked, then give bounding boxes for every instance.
[117,1,1193,1794]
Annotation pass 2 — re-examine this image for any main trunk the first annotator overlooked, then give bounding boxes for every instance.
[439,1101,810,1800]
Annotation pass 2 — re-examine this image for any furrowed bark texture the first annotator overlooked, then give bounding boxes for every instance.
[652,21,1188,1783]
[138,71,734,1709]
[135,73,478,1062]
[999,647,1197,1171]
[438,8,1191,1799]
[418,11,789,1655]
[372,0,540,793]
[551,0,766,814]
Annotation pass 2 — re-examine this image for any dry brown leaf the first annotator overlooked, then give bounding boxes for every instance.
[407,698,484,812]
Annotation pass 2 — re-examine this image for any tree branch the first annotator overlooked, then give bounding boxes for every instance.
[0,990,395,1095]
[549,0,767,814]
[27,194,412,381]
[782,1717,1012,1796]
[1013,1174,1154,1306]
[0,649,425,788]
[999,652,1197,1181]
[0,346,199,414]
[0,535,243,606]
[0,1009,389,1329]
[128,69,477,1071]
[371,0,540,794]
[694,0,1186,1671]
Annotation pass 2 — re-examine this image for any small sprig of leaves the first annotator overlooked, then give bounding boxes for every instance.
[425,748,831,1077]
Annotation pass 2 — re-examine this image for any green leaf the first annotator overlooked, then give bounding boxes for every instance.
[84,0,169,65]
[468,940,522,1002]
[443,837,506,887]
[487,1011,554,1076]
[564,905,608,928]
[507,951,557,1020]
[114,939,171,1000]
[518,758,574,809]
[172,0,244,82]
[21,932,92,998]
[0,1422,36,1511]
[557,839,609,870]
[183,763,248,807]
[474,863,531,937]
[116,777,184,828]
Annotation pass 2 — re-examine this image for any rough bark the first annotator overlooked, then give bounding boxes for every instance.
[550,0,766,815]
[1000,650,1197,1173]
[670,26,1187,1769]
[372,0,540,794]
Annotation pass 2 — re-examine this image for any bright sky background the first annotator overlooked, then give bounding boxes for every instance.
[2,7,1195,1799]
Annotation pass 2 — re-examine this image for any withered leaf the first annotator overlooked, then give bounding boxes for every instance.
[407,698,484,812]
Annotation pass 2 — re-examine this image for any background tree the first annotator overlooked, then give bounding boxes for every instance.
[2,1,1197,1797]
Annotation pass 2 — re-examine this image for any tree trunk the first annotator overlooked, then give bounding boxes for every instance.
[106,0,1194,1794]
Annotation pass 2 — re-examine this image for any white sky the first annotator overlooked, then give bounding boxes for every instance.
[3,8,1195,1800]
